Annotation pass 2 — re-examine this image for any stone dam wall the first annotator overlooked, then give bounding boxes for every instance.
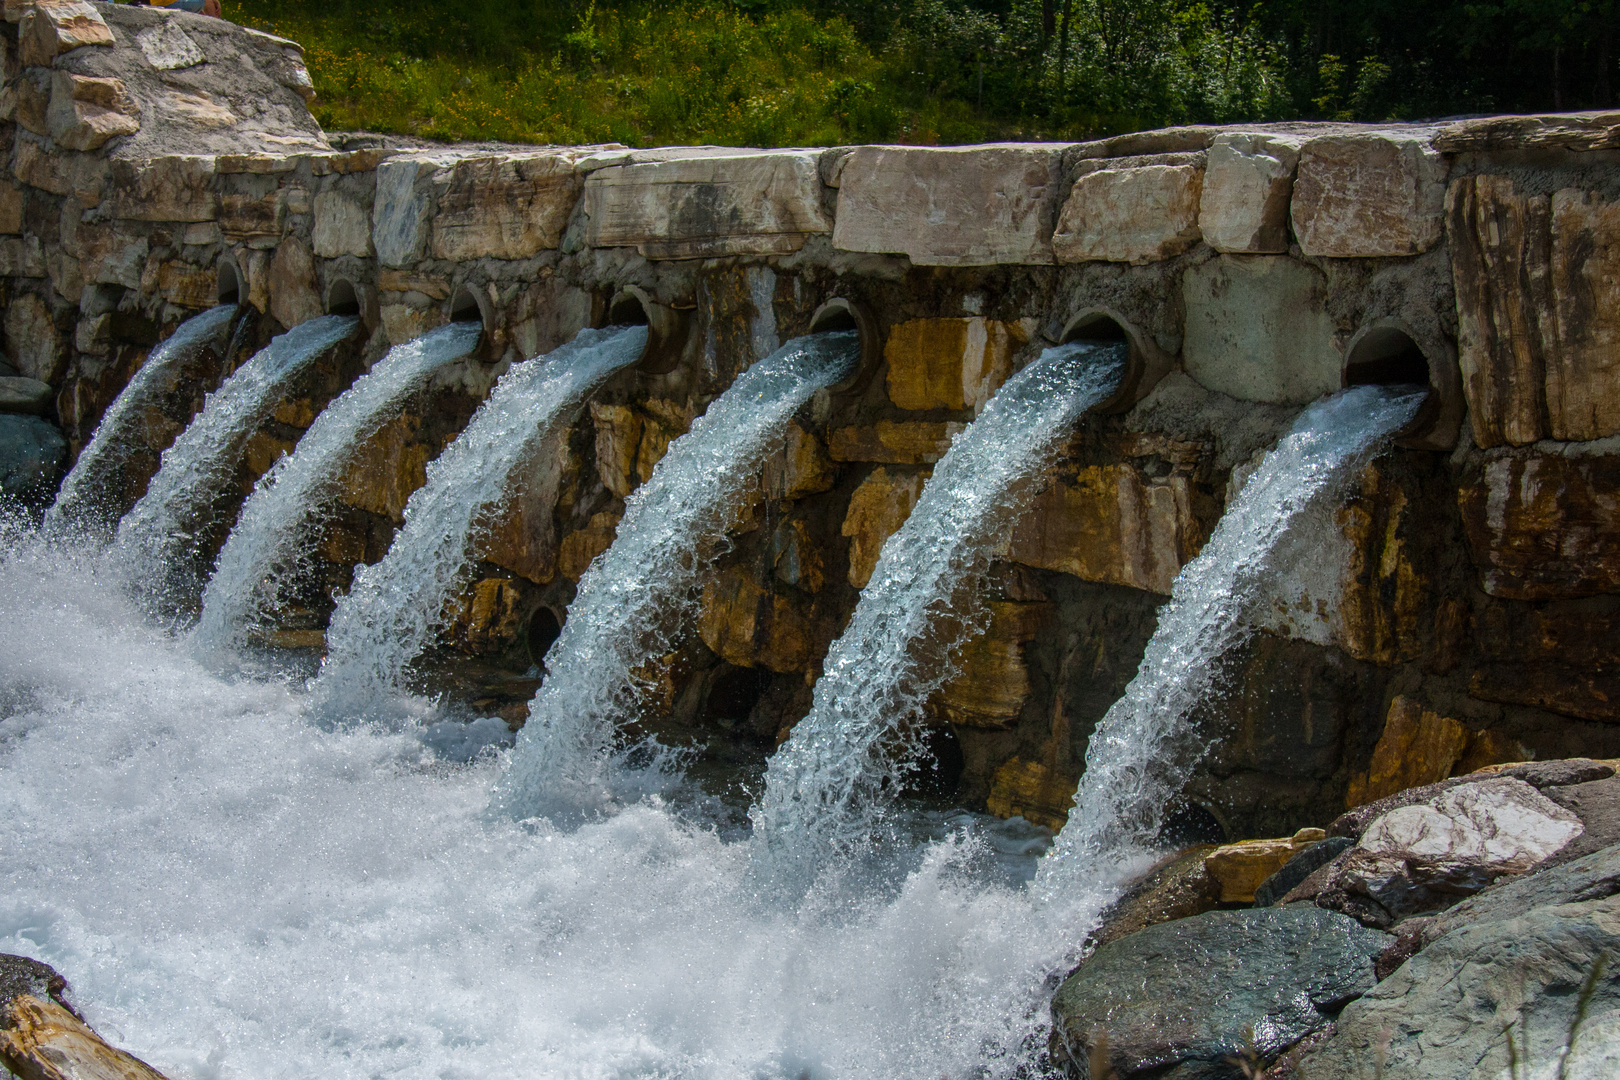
[7,2,1620,838]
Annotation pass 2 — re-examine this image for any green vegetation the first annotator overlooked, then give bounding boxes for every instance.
[229,0,1620,147]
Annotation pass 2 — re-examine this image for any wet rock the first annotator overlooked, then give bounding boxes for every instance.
[590,402,642,498]
[17,0,114,68]
[827,420,963,465]
[841,467,927,588]
[1051,907,1390,1077]
[984,757,1078,830]
[141,259,214,310]
[698,565,818,674]
[1,956,173,1080]
[930,600,1052,727]
[1198,132,1301,254]
[1089,844,1221,946]
[1182,255,1339,405]
[338,411,429,521]
[1548,188,1620,441]
[1290,132,1446,257]
[761,421,834,499]
[431,152,586,260]
[311,190,374,258]
[1345,696,1468,808]
[46,70,139,152]
[446,577,526,653]
[883,317,1027,412]
[1204,829,1327,903]
[1539,778,1620,865]
[831,144,1067,266]
[557,510,618,580]
[1052,163,1204,264]
[0,377,52,416]
[1254,836,1355,907]
[3,296,64,386]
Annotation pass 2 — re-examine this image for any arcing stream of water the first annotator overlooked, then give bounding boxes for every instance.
[46,304,241,532]
[312,325,647,717]
[191,321,482,652]
[493,331,859,819]
[116,315,361,617]
[754,340,1126,876]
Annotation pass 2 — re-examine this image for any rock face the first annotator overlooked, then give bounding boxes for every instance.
[1051,907,1390,1077]
[1181,255,1339,404]
[1203,828,1327,903]
[0,413,66,499]
[1198,132,1301,253]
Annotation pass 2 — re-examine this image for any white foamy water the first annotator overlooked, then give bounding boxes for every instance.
[755,341,1126,871]
[314,326,647,715]
[494,331,859,819]
[116,316,361,616]
[47,305,240,531]
[192,322,482,651]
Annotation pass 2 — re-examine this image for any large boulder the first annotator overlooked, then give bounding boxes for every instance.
[1051,907,1390,1078]
[0,413,66,501]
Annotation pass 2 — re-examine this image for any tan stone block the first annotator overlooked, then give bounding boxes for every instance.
[215,153,297,175]
[698,565,818,673]
[1291,133,1446,257]
[140,259,214,309]
[156,88,236,130]
[842,466,928,588]
[12,136,108,207]
[1053,164,1203,264]
[430,153,583,260]
[446,577,527,653]
[379,303,442,345]
[0,235,46,277]
[832,144,1068,266]
[17,0,114,67]
[243,429,295,477]
[106,156,218,222]
[319,520,367,565]
[375,270,450,301]
[1203,831,1323,903]
[558,510,620,579]
[1458,449,1620,600]
[1008,465,1202,595]
[590,402,642,498]
[8,70,49,136]
[47,70,138,152]
[3,293,62,383]
[267,236,321,328]
[583,150,828,259]
[1182,255,1339,405]
[311,189,373,258]
[309,147,391,176]
[932,600,1053,727]
[634,400,691,484]
[762,421,834,499]
[1446,176,1554,448]
[985,756,1079,831]
[1198,132,1301,254]
[884,317,1027,412]
[1346,695,1468,808]
[828,420,965,464]
[45,247,80,303]
[75,227,146,288]
[220,191,286,245]
[1548,188,1620,441]
[481,488,559,587]
[339,411,429,521]
[1435,112,1620,154]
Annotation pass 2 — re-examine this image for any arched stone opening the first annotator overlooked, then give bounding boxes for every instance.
[603,285,689,375]
[1343,319,1464,451]
[326,278,361,317]
[807,297,880,395]
[526,606,563,670]
[1056,306,1173,414]
[216,259,242,305]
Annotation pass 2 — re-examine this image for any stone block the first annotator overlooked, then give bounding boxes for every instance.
[842,466,927,588]
[761,421,834,500]
[106,156,217,222]
[932,600,1052,727]
[557,510,619,580]
[379,303,442,346]
[0,375,52,415]
[828,420,965,464]
[1435,110,1620,153]
[311,190,373,258]
[1052,163,1203,264]
[3,294,63,384]
[267,236,321,329]
[590,402,641,498]
[583,150,828,259]
[141,259,214,309]
[1182,255,1339,405]
[339,411,428,521]
[1458,449,1620,600]
[1291,133,1446,257]
[215,153,297,175]
[11,136,108,207]
[883,317,1028,412]
[1199,132,1301,254]
[17,0,114,67]
[985,757,1080,831]
[1548,188,1620,441]
[133,20,204,71]
[47,70,138,152]
[1346,696,1468,808]
[375,270,450,301]
[74,227,145,288]
[220,191,286,245]
[1204,830,1326,903]
[371,155,447,268]
[831,144,1067,266]
[698,565,818,674]
[46,248,80,303]
[1007,464,1202,595]
[0,236,45,277]
[430,153,584,260]
[445,578,526,653]
[767,517,823,592]
[7,70,49,136]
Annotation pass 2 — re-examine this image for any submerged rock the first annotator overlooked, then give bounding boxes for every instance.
[1051,907,1390,1078]
[0,376,53,416]
[1090,844,1220,947]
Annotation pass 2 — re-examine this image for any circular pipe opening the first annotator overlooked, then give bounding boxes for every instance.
[450,287,485,325]
[526,606,563,670]
[807,298,880,395]
[216,260,241,305]
[326,278,361,317]
[603,286,687,374]
[607,291,650,327]
[1056,307,1171,414]
[1345,327,1430,388]
[1342,320,1463,450]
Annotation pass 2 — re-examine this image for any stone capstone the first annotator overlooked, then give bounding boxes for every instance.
[372,154,451,268]
[831,144,1068,266]
[1198,132,1301,254]
[1052,162,1204,264]
[1547,188,1620,441]
[1290,132,1446,257]
[46,71,139,153]
[1051,907,1390,1077]
[1182,255,1340,405]
[431,152,586,260]
[0,413,66,500]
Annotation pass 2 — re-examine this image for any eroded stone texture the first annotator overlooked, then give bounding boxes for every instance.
[3,294,63,384]
[17,0,113,68]
[584,151,828,259]
[984,757,1079,830]
[883,317,1028,412]
[268,236,321,329]
[311,189,373,258]
[831,144,1067,266]
[1182,255,1339,405]
[1471,600,1620,723]
[46,71,139,153]
[930,600,1052,727]
[828,420,964,465]
[1204,830,1326,903]
[1052,163,1203,264]
[761,421,834,500]
[1292,132,1446,257]
[698,565,818,673]
[339,412,430,521]
[106,155,217,222]
[430,152,584,260]
[1346,696,1468,808]
[1088,845,1221,945]
[372,154,451,268]
[1,993,171,1080]
[1198,132,1301,253]
[558,510,618,580]
[842,467,926,588]
[445,578,526,654]
[1548,188,1620,441]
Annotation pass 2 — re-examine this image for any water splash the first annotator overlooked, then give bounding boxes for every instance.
[494,331,859,819]
[116,316,360,617]
[313,326,647,717]
[47,305,239,532]
[754,341,1125,876]
[191,322,482,652]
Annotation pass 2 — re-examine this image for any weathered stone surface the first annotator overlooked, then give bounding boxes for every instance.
[1291,133,1446,257]
[761,421,834,500]
[0,414,66,500]
[767,517,824,593]
[584,151,828,259]
[47,70,138,152]
[339,412,429,521]
[1007,464,1201,595]
[7,70,52,137]
[1198,131,1301,254]
[931,600,1052,727]
[883,317,1028,412]
[267,236,321,329]
[0,236,46,278]
[0,377,52,416]
[1052,907,1389,1076]
[1204,829,1326,903]
[1499,759,1619,787]
[17,0,114,68]
[311,190,373,258]
[445,578,526,653]
[1052,163,1203,264]
[590,402,641,498]
[1458,449,1620,600]
[1182,255,1339,404]
[828,420,964,465]
[70,225,146,289]
[698,565,818,673]
[1435,110,1620,153]
[558,510,618,579]
[841,467,927,588]
[141,259,214,309]
[1346,696,1469,808]
[372,155,449,268]
[379,303,442,346]
[133,19,204,71]
[1548,188,1620,441]
[1540,778,1620,865]
[1090,845,1220,946]
[1254,835,1355,906]
[12,137,108,207]
[220,191,285,246]
[1417,839,1620,948]
[106,156,217,222]
[431,153,584,260]
[1,993,171,1080]
[4,295,63,385]
[984,756,1079,830]
[831,144,1068,266]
